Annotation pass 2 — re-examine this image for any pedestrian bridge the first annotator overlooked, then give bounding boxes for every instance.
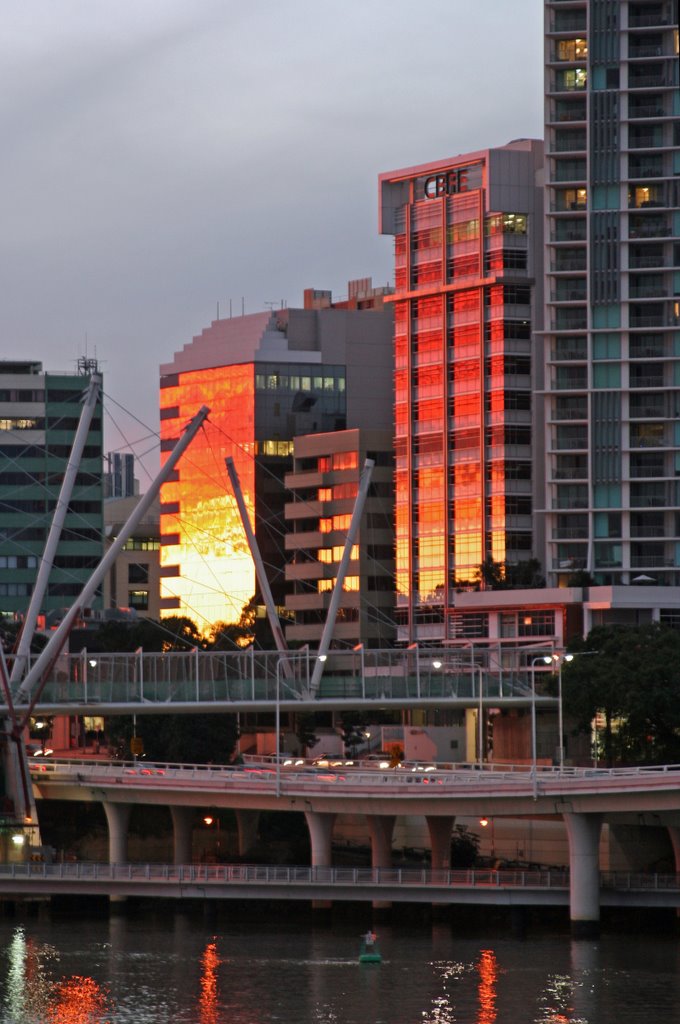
[0,861,679,909]
[4,646,548,715]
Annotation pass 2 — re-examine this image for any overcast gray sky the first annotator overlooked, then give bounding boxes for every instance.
[0,0,543,486]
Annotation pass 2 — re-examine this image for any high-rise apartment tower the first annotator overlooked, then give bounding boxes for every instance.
[543,0,680,586]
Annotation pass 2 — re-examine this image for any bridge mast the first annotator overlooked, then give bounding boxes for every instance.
[309,459,374,695]
[5,403,209,819]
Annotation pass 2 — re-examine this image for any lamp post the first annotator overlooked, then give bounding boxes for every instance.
[275,659,282,797]
[550,652,573,771]
[477,665,484,770]
[530,655,552,792]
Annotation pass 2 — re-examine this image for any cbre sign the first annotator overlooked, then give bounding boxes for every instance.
[422,163,481,200]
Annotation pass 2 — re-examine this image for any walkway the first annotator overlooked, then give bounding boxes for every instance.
[0,862,678,907]
[5,646,547,714]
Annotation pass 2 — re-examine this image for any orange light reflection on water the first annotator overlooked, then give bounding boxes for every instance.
[477,948,497,1024]
[199,940,220,1024]
[46,975,112,1024]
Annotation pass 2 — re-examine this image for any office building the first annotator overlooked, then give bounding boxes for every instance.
[159,285,393,629]
[103,495,161,619]
[284,428,395,647]
[0,358,104,621]
[104,452,136,499]
[543,0,680,587]
[379,140,544,643]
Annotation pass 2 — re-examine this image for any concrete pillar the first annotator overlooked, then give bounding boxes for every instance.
[103,802,131,865]
[426,816,454,871]
[170,806,194,865]
[367,815,395,869]
[304,811,336,913]
[564,812,602,938]
[367,815,395,912]
[304,811,336,867]
[234,810,260,858]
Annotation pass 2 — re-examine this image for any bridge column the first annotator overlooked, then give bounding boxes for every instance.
[235,810,260,857]
[564,812,602,938]
[367,815,395,911]
[170,807,194,865]
[304,811,336,912]
[668,826,680,871]
[426,816,454,871]
[103,802,131,865]
[304,811,336,867]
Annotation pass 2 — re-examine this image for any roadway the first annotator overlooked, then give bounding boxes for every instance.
[28,757,680,821]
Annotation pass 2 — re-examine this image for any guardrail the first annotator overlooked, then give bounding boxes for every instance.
[28,756,680,788]
[0,862,679,897]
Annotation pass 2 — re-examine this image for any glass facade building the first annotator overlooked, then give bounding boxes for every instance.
[379,141,544,642]
[159,303,392,631]
[543,0,680,586]
[0,359,104,621]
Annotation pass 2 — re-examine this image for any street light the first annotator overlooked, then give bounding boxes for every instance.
[530,655,552,793]
[549,652,573,771]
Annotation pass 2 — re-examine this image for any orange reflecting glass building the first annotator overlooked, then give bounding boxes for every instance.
[159,300,393,630]
[380,141,544,642]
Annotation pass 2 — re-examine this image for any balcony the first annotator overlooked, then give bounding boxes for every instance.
[628,12,671,29]
[628,104,667,121]
[628,222,672,238]
[629,252,665,269]
[552,134,587,153]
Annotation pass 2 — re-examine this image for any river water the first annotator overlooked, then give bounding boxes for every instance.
[0,905,678,1023]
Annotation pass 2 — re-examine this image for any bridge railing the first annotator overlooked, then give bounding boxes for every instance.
[1,861,679,893]
[6,645,547,708]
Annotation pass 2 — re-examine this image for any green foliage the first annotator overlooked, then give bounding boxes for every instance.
[562,623,680,765]
[294,713,320,755]
[450,824,480,868]
[474,557,544,591]
[107,713,239,765]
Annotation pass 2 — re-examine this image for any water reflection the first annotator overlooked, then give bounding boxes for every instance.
[5,927,57,1023]
[198,941,220,1024]
[46,976,112,1024]
[477,949,497,1024]
[0,917,678,1023]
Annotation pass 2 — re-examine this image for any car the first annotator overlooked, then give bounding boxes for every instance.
[25,741,53,757]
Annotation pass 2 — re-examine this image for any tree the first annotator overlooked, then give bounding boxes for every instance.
[475,556,506,591]
[562,624,680,766]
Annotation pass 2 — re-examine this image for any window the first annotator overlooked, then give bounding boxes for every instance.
[128,563,149,584]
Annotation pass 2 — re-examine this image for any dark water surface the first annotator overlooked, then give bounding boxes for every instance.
[0,907,678,1023]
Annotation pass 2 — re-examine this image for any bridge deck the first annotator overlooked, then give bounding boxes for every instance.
[0,862,678,907]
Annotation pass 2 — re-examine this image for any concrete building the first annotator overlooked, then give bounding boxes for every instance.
[104,452,136,499]
[159,283,393,630]
[379,140,545,644]
[284,428,395,647]
[103,495,161,619]
[0,358,103,622]
[542,0,680,588]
